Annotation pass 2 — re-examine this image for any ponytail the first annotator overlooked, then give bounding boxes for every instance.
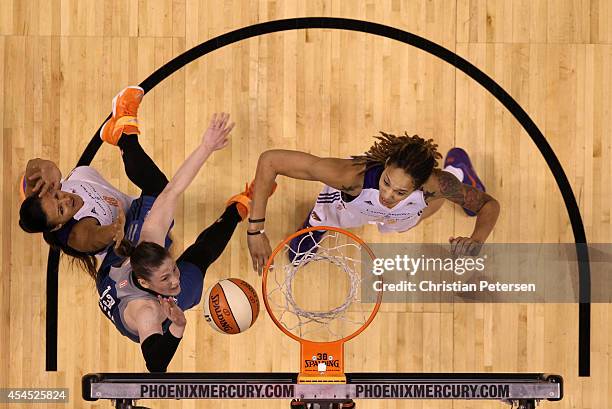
[42,232,99,281]
[115,238,136,258]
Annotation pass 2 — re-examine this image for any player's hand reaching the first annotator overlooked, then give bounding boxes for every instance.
[112,207,126,250]
[247,232,272,276]
[201,112,234,152]
[158,296,186,328]
[449,236,483,256]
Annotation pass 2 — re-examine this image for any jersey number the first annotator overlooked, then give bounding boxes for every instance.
[98,285,117,323]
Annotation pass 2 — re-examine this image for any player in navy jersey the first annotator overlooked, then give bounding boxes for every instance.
[98,113,269,372]
[247,133,500,273]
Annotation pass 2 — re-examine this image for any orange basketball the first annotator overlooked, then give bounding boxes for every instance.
[203,278,260,334]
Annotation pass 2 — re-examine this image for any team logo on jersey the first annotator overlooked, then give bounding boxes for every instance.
[365,200,374,206]
[91,208,97,215]
[118,280,128,289]
[311,211,321,222]
[103,196,119,207]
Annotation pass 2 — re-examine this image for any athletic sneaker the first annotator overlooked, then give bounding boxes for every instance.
[100,86,144,145]
[226,180,277,221]
[288,213,326,265]
[444,147,486,216]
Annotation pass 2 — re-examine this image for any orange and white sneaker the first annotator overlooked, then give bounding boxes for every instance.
[226,180,278,221]
[99,86,144,145]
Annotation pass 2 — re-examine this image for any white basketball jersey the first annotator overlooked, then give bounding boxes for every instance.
[61,166,134,226]
[308,165,427,233]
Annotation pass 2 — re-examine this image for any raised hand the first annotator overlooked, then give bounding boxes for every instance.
[158,296,186,328]
[29,162,62,197]
[201,112,235,152]
[112,207,126,250]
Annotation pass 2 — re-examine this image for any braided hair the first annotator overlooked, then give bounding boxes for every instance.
[352,132,442,188]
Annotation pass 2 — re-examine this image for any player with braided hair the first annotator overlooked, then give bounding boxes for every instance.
[351,132,443,188]
[247,132,500,273]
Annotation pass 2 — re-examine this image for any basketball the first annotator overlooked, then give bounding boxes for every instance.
[203,278,260,334]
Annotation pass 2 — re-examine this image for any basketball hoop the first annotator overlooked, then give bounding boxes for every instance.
[262,226,382,384]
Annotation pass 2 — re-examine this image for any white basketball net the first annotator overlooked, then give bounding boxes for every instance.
[265,229,371,342]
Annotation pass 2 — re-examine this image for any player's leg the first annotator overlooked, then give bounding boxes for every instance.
[177,179,279,270]
[416,147,485,223]
[118,135,168,196]
[178,202,244,273]
[411,148,486,225]
[174,182,276,309]
[100,86,168,196]
[288,188,349,264]
[174,201,245,310]
[443,147,486,216]
[288,209,327,264]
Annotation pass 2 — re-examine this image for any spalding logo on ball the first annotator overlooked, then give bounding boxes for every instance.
[204,278,260,334]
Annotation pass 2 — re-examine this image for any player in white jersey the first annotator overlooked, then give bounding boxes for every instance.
[247,132,500,273]
[18,86,170,279]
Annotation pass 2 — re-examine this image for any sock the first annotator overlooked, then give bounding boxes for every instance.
[235,202,248,221]
[444,165,464,182]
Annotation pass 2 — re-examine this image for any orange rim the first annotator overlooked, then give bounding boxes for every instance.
[262,225,382,344]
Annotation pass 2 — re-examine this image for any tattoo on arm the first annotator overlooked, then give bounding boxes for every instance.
[437,171,489,213]
[463,186,490,213]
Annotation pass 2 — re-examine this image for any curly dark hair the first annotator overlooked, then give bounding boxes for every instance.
[352,132,442,188]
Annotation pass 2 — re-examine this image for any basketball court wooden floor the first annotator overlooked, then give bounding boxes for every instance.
[0,1,610,408]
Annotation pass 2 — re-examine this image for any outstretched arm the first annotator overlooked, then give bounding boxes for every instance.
[68,207,125,253]
[247,150,361,274]
[250,150,361,220]
[426,169,500,255]
[139,113,234,246]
